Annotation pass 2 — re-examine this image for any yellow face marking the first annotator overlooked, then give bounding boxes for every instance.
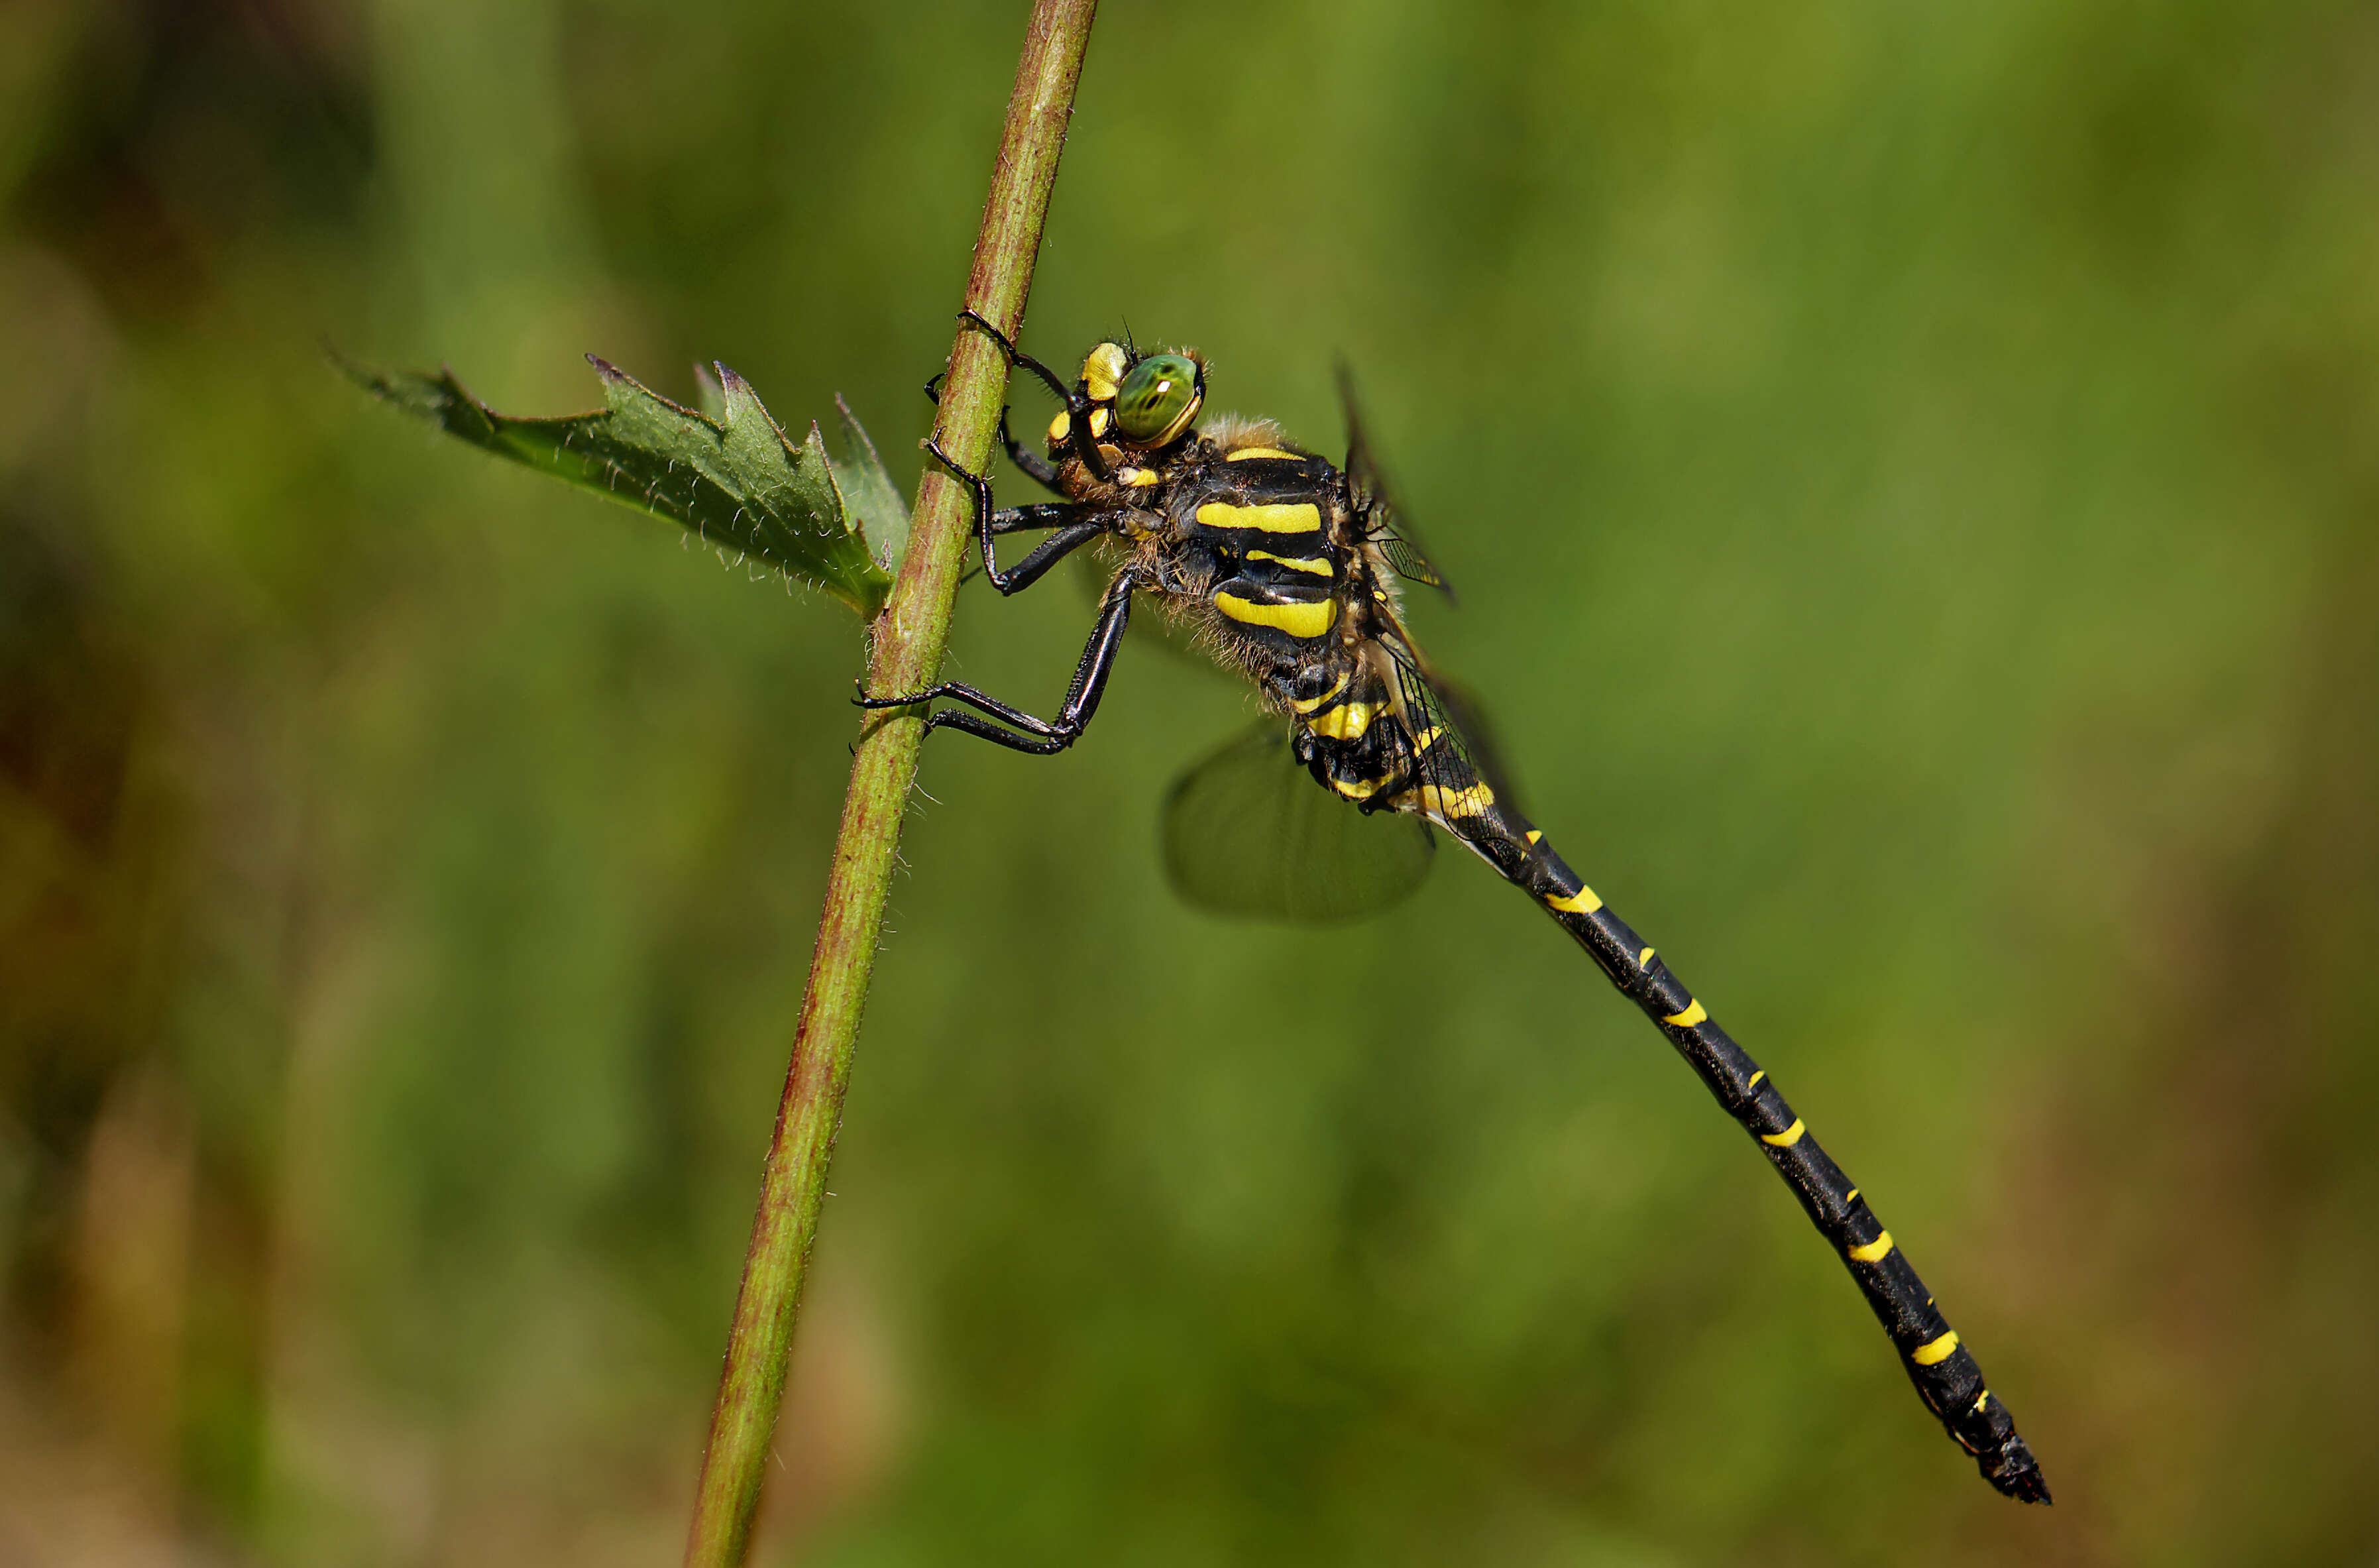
[1418,782,1496,818]
[1848,1231,1895,1264]
[1290,671,1351,714]
[1760,1118,1806,1148]
[1125,467,1160,488]
[1088,406,1112,437]
[1910,1329,1961,1367]
[1747,1070,1765,1091]
[1225,446,1300,461]
[1307,701,1379,741]
[1331,773,1383,801]
[1637,946,1655,970]
[1246,549,1333,577]
[1524,830,1542,845]
[1196,501,1324,534]
[1048,409,1071,445]
[1082,342,1127,402]
[1546,885,1602,914]
[1213,591,1338,639]
[1663,999,1707,1028]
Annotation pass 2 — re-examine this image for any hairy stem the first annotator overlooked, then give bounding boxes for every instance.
[681,5,1097,1563]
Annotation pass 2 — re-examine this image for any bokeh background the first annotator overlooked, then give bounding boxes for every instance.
[5,0,2376,1563]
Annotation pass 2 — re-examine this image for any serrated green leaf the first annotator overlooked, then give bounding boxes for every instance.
[341,353,897,618]
[692,363,728,422]
[832,394,910,572]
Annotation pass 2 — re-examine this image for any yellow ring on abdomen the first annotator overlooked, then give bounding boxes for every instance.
[1910,1329,1960,1367]
[1307,701,1378,740]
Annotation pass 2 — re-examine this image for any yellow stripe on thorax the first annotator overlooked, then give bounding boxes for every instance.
[1246,549,1333,577]
[1224,447,1300,461]
[1213,590,1337,639]
[1197,501,1323,535]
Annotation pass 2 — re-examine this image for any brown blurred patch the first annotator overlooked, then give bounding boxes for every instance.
[760,1258,909,1550]
[2003,518,2379,1561]
[72,1065,199,1488]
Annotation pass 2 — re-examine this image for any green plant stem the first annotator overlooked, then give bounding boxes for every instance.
[681,4,1097,1563]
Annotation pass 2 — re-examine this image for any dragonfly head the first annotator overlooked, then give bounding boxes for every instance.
[1047,340,1206,457]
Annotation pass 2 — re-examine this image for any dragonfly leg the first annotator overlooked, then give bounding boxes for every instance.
[999,406,1064,491]
[857,570,1136,756]
[926,438,1100,596]
[955,309,1072,403]
[955,309,1112,482]
[986,516,1109,593]
[989,502,1083,535]
[925,371,1064,494]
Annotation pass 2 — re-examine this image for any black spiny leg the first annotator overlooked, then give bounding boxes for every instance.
[926,439,1107,595]
[997,406,1063,491]
[923,373,1062,494]
[987,503,1085,536]
[983,513,1108,594]
[857,570,1138,756]
[954,309,1113,482]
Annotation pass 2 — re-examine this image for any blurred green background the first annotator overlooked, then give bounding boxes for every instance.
[5,0,2376,1563]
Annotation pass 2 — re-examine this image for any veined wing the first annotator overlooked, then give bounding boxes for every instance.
[1339,365,1454,600]
[1373,624,1525,823]
[1162,718,1436,923]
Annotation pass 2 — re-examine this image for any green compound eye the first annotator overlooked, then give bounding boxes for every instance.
[1112,353,1202,445]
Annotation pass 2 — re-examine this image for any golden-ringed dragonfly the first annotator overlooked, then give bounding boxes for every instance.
[866,311,2050,1504]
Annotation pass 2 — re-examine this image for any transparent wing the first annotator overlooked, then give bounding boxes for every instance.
[1162,719,1436,923]
[1339,365,1455,600]
[1376,631,1527,818]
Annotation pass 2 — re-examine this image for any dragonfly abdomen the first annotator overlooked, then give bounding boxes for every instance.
[1450,812,2053,1501]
